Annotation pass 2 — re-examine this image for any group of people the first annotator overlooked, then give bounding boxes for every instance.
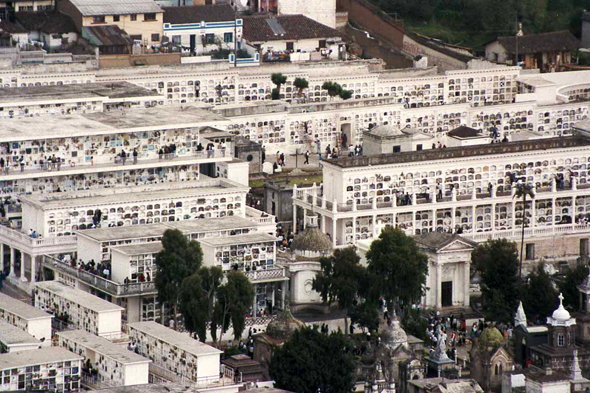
[276,224,294,252]
[27,228,41,239]
[76,259,112,281]
[0,155,63,173]
[426,312,466,361]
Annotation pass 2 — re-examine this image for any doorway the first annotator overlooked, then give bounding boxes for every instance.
[442,281,453,307]
[340,123,352,149]
[190,34,196,54]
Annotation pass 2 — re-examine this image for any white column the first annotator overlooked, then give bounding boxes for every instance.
[0,244,3,273]
[451,207,456,232]
[332,218,337,247]
[531,199,536,229]
[552,197,556,232]
[452,187,457,202]
[321,214,326,232]
[572,196,576,225]
[412,212,417,235]
[352,217,357,244]
[372,214,377,238]
[491,203,496,232]
[292,205,297,234]
[463,262,470,308]
[436,263,442,310]
[432,209,436,232]
[302,208,307,229]
[552,178,557,193]
[20,252,27,282]
[471,205,476,233]
[572,177,578,191]
[30,255,36,284]
[9,246,14,277]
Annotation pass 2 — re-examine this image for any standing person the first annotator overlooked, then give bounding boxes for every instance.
[316,138,322,159]
[19,156,24,172]
[280,152,285,166]
[121,150,127,165]
[304,150,310,165]
[133,148,138,164]
[0,157,4,173]
[276,151,280,165]
[261,146,266,163]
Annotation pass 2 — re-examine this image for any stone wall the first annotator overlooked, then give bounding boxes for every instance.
[99,53,181,68]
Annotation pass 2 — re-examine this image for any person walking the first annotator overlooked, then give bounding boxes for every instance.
[280,152,285,166]
[19,156,24,172]
[304,150,310,165]
[133,148,138,164]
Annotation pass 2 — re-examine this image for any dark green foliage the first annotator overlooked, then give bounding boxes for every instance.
[366,227,429,307]
[401,307,428,340]
[559,264,589,309]
[293,77,309,97]
[271,73,287,98]
[179,266,223,342]
[270,326,355,393]
[472,239,520,323]
[155,229,203,328]
[236,49,250,58]
[339,89,353,100]
[521,264,558,321]
[271,88,280,100]
[213,271,255,341]
[349,301,380,333]
[322,81,343,97]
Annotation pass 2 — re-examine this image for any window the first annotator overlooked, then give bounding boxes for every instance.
[416,144,423,151]
[92,15,105,23]
[319,40,327,48]
[113,15,120,21]
[393,146,401,153]
[130,35,142,41]
[130,14,137,21]
[19,5,33,11]
[172,35,181,45]
[525,243,535,260]
[151,33,160,42]
[286,42,294,51]
[558,333,564,346]
[205,34,215,44]
[224,32,233,43]
[144,13,156,21]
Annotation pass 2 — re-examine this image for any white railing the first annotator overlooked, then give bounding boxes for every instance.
[462,223,590,242]
[243,266,286,282]
[0,225,77,248]
[245,206,275,224]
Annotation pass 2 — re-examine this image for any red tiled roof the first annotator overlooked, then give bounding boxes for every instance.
[15,11,77,34]
[0,20,27,34]
[495,30,579,55]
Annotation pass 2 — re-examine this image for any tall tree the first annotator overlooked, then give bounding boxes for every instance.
[154,229,203,329]
[271,73,288,100]
[312,246,368,333]
[322,81,343,99]
[522,264,558,322]
[514,182,535,278]
[366,227,429,309]
[212,270,254,342]
[293,77,309,97]
[179,266,223,342]
[559,264,589,309]
[472,239,520,323]
[270,326,355,393]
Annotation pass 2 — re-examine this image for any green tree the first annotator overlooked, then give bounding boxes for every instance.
[271,73,287,99]
[472,239,520,323]
[522,264,558,322]
[514,183,535,277]
[559,264,589,309]
[322,81,343,98]
[179,266,223,342]
[270,326,355,393]
[349,301,380,333]
[212,270,254,342]
[339,89,353,100]
[366,227,429,309]
[293,77,309,97]
[401,307,428,340]
[155,229,203,329]
[313,247,368,333]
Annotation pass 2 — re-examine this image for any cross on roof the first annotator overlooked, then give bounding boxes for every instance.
[558,292,564,306]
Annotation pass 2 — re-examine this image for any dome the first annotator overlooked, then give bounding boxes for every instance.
[291,227,332,254]
[266,308,305,340]
[380,317,408,351]
[477,327,504,351]
[551,293,571,321]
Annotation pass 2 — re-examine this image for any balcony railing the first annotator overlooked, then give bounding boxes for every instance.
[245,206,275,225]
[0,225,77,248]
[43,255,157,297]
[293,178,589,213]
[0,150,229,178]
[461,223,590,242]
[243,265,287,282]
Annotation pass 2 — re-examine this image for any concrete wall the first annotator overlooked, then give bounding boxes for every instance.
[124,362,150,386]
[278,0,336,29]
[263,183,293,223]
[98,309,122,338]
[81,14,164,45]
[99,53,181,68]
[77,236,102,265]
[485,41,509,64]
[27,318,52,345]
[196,352,221,381]
[403,35,468,71]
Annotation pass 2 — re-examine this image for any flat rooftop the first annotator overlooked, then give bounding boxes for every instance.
[57,330,151,365]
[0,105,227,143]
[78,216,261,242]
[35,281,124,313]
[111,242,163,256]
[128,321,221,357]
[0,81,160,105]
[199,232,276,247]
[0,292,53,320]
[0,347,82,370]
[0,320,40,346]
[21,179,248,210]
[328,136,590,168]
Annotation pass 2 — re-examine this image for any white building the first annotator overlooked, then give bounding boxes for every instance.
[0,347,83,393]
[0,291,52,345]
[57,329,151,387]
[35,280,123,339]
[277,0,337,29]
[0,320,41,353]
[293,132,590,273]
[127,321,222,385]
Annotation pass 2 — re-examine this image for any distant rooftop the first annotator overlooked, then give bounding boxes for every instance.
[163,4,235,24]
[327,136,590,168]
[242,14,341,43]
[21,179,248,210]
[447,125,485,139]
[495,30,579,55]
[111,242,163,256]
[78,216,263,242]
[0,347,82,370]
[199,232,276,247]
[415,232,476,252]
[57,330,151,365]
[35,281,124,313]
[68,0,162,16]
[0,292,53,321]
[91,382,296,393]
[128,321,221,357]
[15,11,77,34]
[0,81,159,105]
[0,105,225,143]
[0,320,40,346]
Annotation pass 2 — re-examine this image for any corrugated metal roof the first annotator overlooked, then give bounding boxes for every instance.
[82,25,133,46]
[69,0,162,16]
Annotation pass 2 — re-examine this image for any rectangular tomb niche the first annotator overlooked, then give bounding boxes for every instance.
[495,203,513,230]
